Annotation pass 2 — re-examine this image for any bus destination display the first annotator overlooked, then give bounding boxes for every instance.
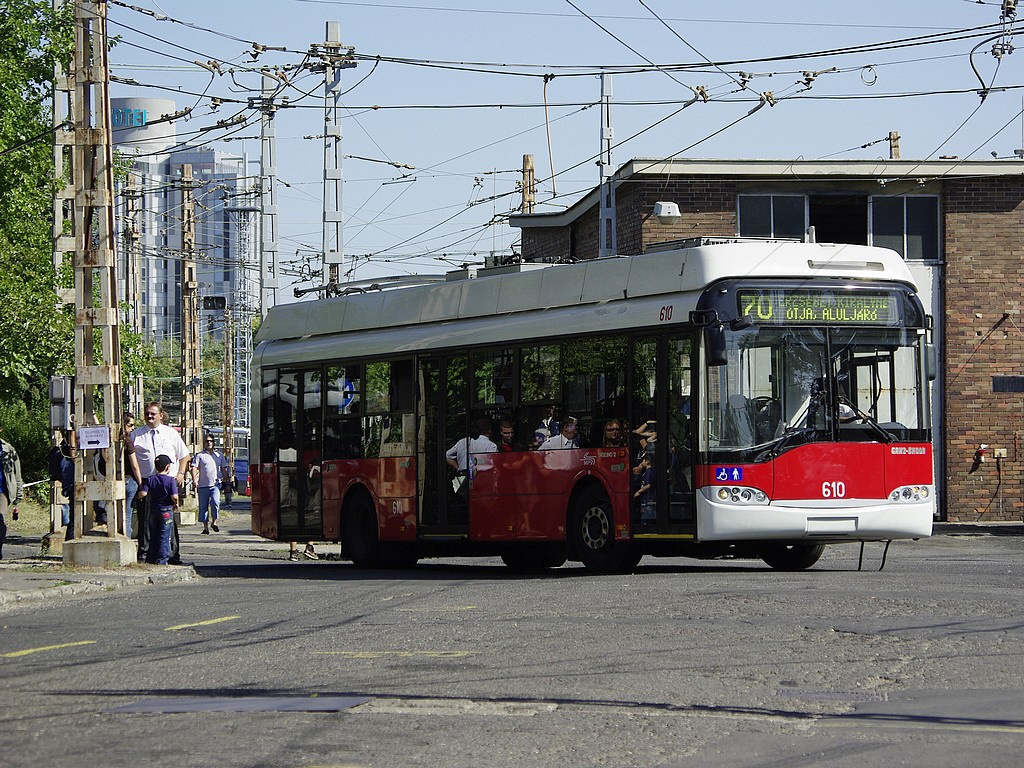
[737,289,898,324]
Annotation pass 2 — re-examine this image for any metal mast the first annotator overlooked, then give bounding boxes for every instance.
[598,74,616,259]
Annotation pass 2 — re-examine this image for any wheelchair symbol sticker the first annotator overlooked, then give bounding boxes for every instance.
[714,466,743,483]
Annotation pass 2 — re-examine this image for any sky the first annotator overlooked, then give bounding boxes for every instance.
[107,0,1024,296]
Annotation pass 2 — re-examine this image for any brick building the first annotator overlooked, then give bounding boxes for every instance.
[510,159,1024,522]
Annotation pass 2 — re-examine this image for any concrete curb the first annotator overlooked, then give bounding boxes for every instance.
[0,564,197,608]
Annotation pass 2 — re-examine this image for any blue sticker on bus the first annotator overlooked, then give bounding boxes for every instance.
[714,466,743,483]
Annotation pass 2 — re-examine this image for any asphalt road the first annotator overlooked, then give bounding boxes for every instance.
[1,509,1023,768]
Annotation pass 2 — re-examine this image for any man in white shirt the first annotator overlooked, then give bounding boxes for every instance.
[130,402,191,563]
[445,419,497,472]
[191,435,228,534]
[540,416,580,449]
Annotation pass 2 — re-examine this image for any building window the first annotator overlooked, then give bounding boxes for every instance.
[870,196,939,260]
[738,195,806,239]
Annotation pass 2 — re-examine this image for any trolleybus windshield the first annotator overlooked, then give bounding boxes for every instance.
[704,324,930,463]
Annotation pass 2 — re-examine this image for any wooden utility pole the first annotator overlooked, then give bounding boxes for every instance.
[889,131,901,160]
[521,154,536,214]
[180,164,202,456]
[63,0,130,563]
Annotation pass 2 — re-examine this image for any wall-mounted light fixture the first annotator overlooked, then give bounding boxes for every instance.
[652,201,681,225]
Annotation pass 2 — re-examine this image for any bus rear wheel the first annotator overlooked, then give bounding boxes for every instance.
[760,543,825,571]
[343,493,382,568]
[570,485,639,573]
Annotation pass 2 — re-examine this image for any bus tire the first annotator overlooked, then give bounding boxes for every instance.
[343,492,382,568]
[570,485,638,573]
[760,543,825,571]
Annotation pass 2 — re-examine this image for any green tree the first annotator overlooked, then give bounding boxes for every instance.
[0,1,74,479]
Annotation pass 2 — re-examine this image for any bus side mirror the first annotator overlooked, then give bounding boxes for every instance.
[705,324,728,367]
[925,343,938,381]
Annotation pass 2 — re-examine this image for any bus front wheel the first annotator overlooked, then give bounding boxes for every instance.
[570,486,639,573]
[760,543,825,571]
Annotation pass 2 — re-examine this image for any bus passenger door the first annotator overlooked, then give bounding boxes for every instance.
[279,368,323,540]
[298,369,323,537]
[632,335,696,535]
[418,356,471,533]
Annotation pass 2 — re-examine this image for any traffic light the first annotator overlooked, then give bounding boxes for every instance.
[202,296,226,310]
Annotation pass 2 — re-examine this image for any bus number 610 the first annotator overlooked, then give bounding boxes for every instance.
[659,305,674,322]
[821,481,846,498]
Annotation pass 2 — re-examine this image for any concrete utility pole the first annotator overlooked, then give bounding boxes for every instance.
[62,0,132,565]
[320,21,356,291]
[180,164,202,457]
[521,154,536,214]
[598,74,617,258]
[259,74,279,318]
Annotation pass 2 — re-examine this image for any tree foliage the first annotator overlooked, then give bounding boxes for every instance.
[0,1,73,411]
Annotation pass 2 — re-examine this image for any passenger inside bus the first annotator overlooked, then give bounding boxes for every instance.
[602,419,625,447]
[445,418,497,473]
[540,416,579,449]
[497,419,516,452]
[634,450,656,524]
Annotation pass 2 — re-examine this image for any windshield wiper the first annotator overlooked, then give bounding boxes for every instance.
[753,427,817,462]
[840,397,896,444]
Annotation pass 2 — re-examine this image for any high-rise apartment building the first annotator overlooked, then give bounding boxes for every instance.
[112,97,256,425]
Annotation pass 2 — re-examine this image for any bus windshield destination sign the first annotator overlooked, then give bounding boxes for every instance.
[738,289,898,325]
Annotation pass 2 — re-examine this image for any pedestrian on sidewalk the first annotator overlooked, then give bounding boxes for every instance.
[130,402,190,563]
[122,412,142,539]
[59,439,77,540]
[289,541,318,561]
[0,420,24,561]
[135,455,179,565]
[191,435,227,534]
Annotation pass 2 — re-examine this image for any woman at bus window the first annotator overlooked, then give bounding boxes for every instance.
[603,419,625,447]
[540,416,579,449]
[530,429,548,450]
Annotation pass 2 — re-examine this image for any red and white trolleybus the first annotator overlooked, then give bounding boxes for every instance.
[250,238,935,572]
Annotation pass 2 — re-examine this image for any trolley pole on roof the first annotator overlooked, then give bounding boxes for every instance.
[598,74,616,258]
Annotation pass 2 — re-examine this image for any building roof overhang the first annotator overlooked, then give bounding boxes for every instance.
[510,157,1024,229]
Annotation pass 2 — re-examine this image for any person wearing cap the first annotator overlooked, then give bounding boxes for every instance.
[0,421,24,560]
[130,401,190,564]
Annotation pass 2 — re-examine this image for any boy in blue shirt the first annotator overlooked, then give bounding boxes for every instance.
[135,454,179,565]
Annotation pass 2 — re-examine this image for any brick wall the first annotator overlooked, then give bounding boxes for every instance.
[943,177,1024,521]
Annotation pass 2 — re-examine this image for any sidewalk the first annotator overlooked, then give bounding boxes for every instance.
[0,520,1021,609]
[0,530,196,610]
